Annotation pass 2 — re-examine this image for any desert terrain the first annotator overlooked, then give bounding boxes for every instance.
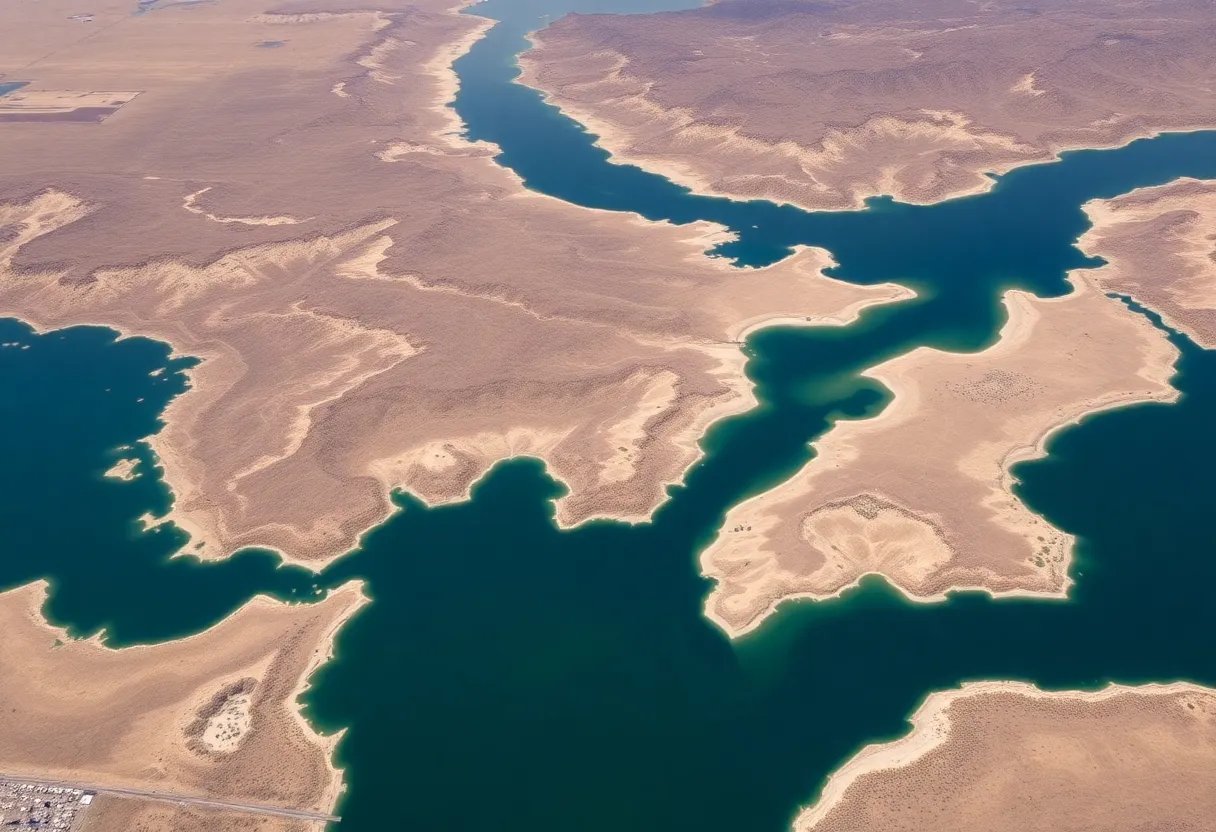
[701,275,1177,636]
[0,580,364,817]
[81,796,311,832]
[1081,177,1216,347]
[798,682,1216,832]
[4,0,1216,828]
[0,0,906,568]
[520,0,1216,211]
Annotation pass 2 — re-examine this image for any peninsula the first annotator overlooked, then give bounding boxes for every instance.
[798,682,1216,832]
[0,581,365,826]
[1081,178,1216,347]
[701,275,1177,636]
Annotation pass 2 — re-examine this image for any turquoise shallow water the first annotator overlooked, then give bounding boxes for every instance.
[2,1,1216,830]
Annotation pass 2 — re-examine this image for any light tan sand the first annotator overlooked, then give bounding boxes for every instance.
[0,0,907,566]
[80,795,311,832]
[798,681,1216,832]
[1081,177,1216,347]
[191,678,258,754]
[701,274,1178,636]
[519,0,1216,212]
[182,187,312,227]
[103,457,139,482]
[0,90,141,122]
[0,580,365,815]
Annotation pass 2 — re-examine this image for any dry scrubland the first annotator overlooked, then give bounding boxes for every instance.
[0,582,364,815]
[1081,178,1216,347]
[520,0,1216,211]
[797,683,1216,832]
[0,0,905,568]
[701,275,1178,636]
[81,796,310,832]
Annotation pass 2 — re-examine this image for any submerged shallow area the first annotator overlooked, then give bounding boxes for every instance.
[3,0,1216,829]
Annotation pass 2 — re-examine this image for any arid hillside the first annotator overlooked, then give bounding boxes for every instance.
[521,0,1216,210]
[1081,178,1216,347]
[0,0,904,566]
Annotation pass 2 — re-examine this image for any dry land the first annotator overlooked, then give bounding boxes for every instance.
[798,682,1216,832]
[520,0,1216,211]
[0,90,141,123]
[81,795,312,832]
[0,0,906,568]
[701,275,1177,636]
[1081,177,1216,347]
[5,0,1215,826]
[0,581,365,818]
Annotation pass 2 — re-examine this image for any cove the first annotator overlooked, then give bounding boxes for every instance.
[0,320,322,644]
[0,2,1215,832]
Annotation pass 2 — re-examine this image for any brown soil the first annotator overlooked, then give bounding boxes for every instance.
[0,581,365,814]
[0,0,906,567]
[520,0,1216,211]
[1081,177,1216,347]
[80,796,311,832]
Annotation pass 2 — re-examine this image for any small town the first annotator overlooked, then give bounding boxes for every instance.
[0,781,93,829]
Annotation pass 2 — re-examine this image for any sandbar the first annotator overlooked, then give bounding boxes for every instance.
[103,457,139,482]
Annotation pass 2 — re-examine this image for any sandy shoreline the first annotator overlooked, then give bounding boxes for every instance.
[700,274,1180,638]
[516,3,1216,215]
[1079,177,1216,349]
[519,57,1216,215]
[0,578,368,819]
[288,584,371,815]
[795,679,1216,830]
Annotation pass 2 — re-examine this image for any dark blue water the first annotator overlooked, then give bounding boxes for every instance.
[2,1,1215,830]
[0,322,322,643]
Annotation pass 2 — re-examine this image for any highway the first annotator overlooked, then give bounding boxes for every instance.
[0,772,340,824]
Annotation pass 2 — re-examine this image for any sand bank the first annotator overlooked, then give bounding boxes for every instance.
[103,457,139,482]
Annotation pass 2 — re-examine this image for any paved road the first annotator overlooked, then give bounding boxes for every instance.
[0,772,340,824]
